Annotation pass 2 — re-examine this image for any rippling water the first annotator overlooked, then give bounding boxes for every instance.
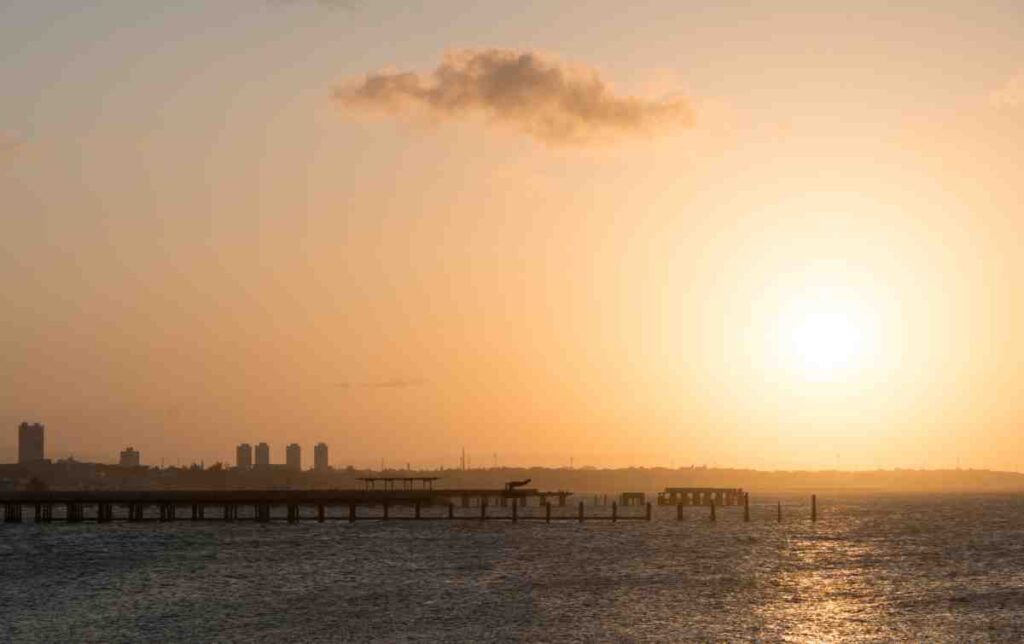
[2,494,1023,642]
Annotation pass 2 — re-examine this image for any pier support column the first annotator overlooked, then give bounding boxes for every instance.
[744,493,750,522]
[811,495,817,522]
[777,501,782,523]
[448,503,454,519]
[348,503,356,522]
[578,501,584,523]
[382,502,389,521]
[612,502,617,523]
[709,500,716,522]
[646,502,652,522]
[3,503,21,523]
[545,502,551,523]
[318,504,325,523]
[480,500,487,521]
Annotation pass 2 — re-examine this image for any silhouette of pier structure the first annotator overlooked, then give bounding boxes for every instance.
[0,486,827,524]
[0,484,585,524]
[656,487,746,506]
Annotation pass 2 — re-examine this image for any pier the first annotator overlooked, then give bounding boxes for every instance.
[0,487,822,524]
[656,487,746,506]
[0,487,592,524]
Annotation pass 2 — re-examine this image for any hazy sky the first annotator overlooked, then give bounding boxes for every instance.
[3,1,1024,470]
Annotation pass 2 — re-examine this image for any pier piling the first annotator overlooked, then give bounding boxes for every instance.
[646,502,652,522]
[612,501,617,523]
[710,499,716,522]
[677,502,683,521]
[578,501,584,523]
[744,493,750,522]
[811,494,817,522]
[545,502,551,523]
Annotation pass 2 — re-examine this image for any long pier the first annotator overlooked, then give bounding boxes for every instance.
[0,487,821,524]
[0,488,648,524]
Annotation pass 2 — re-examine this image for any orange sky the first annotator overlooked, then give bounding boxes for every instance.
[2,2,1024,470]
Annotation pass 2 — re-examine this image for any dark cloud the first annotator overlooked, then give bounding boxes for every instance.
[334,49,695,145]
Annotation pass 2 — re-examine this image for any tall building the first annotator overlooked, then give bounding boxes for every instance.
[18,422,44,464]
[236,443,253,470]
[119,446,140,467]
[314,442,329,472]
[254,442,270,468]
[286,443,301,471]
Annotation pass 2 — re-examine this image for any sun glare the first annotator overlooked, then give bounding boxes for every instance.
[774,287,878,382]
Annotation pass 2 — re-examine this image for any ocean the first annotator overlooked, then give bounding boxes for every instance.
[2,494,1023,642]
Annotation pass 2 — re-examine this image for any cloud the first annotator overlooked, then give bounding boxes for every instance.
[336,378,426,389]
[989,72,1024,109]
[334,49,695,145]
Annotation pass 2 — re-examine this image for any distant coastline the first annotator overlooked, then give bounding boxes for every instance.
[2,460,1022,494]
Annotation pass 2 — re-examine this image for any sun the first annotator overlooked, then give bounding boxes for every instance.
[773,286,878,382]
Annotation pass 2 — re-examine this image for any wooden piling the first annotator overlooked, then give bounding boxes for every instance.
[415,501,421,520]
[318,504,325,523]
[480,500,487,521]
[448,502,454,519]
[677,502,683,521]
[744,493,750,522]
[777,501,781,523]
[348,502,356,523]
[578,501,584,523]
[710,499,716,522]
[811,494,817,522]
[612,501,618,523]
[545,502,551,523]
[646,502,652,522]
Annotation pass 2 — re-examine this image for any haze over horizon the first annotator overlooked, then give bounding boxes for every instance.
[4,1,1024,471]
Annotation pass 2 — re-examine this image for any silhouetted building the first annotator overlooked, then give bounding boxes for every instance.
[255,442,270,468]
[236,443,253,470]
[286,443,301,472]
[18,422,44,464]
[314,442,329,472]
[119,446,140,468]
